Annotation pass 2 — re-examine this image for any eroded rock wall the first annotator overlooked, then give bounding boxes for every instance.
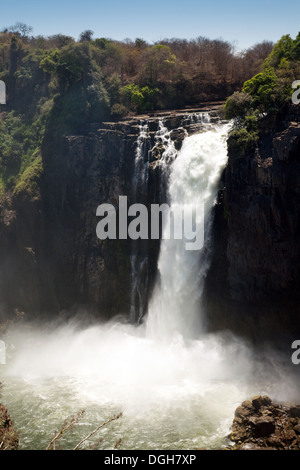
[205,104,300,345]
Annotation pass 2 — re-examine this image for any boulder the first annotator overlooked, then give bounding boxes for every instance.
[230,396,300,450]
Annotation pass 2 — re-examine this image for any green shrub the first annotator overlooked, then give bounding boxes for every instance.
[111,103,127,119]
[224,91,254,120]
[13,154,43,200]
[121,84,159,112]
[227,127,258,156]
[242,67,282,114]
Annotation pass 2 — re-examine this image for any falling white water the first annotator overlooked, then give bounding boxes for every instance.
[154,118,178,169]
[132,121,150,201]
[130,122,151,323]
[146,121,231,341]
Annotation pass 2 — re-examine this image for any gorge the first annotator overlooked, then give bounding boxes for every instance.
[1,103,300,345]
[1,100,300,450]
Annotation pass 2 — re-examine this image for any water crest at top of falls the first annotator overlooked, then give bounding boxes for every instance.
[146,116,231,342]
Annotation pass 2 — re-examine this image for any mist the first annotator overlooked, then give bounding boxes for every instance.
[1,315,299,450]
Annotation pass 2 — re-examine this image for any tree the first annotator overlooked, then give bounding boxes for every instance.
[135,38,148,49]
[242,67,278,112]
[224,91,253,120]
[121,84,158,111]
[264,34,294,68]
[79,30,94,43]
[139,45,177,86]
[291,32,300,61]
[47,34,74,49]
[242,66,291,115]
[8,22,33,37]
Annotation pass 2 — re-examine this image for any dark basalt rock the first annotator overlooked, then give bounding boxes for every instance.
[204,104,300,346]
[230,395,300,450]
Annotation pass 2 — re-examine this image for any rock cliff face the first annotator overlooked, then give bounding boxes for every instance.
[204,104,300,345]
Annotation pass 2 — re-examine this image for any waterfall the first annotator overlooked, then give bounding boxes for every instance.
[131,122,150,201]
[3,113,300,452]
[130,121,151,323]
[146,119,231,341]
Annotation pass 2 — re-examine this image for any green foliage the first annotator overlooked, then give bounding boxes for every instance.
[40,49,61,75]
[94,38,111,50]
[224,32,300,156]
[40,41,111,139]
[227,127,259,156]
[111,103,127,119]
[40,42,103,90]
[224,91,254,120]
[135,38,148,49]
[13,154,43,200]
[226,31,300,126]
[105,73,122,105]
[242,67,285,114]
[46,79,110,139]
[122,84,143,110]
[0,109,47,189]
[121,84,159,112]
[79,30,94,43]
[291,32,300,60]
[139,45,177,86]
[263,34,294,68]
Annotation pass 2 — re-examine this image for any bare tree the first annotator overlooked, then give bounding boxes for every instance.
[46,411,123,451]
[9,22,33,37]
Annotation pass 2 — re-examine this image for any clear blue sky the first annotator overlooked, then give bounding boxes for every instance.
[0,0,299,51]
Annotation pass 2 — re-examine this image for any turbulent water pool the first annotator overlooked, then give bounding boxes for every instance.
[1,320,299,451]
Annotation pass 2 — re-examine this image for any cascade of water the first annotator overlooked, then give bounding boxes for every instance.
[146,119,231,341]
[130,118,179,324]
[180,111,212,129]
[131,122,150,199]
[154,118,178,168]
[129,121,151,324]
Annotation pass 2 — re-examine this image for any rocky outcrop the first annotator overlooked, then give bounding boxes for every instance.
[204,104,300,345]
[0,403,18,450]
[0,191,43,321]
[230,395,300,450]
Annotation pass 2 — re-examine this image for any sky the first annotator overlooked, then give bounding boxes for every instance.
[0,0,299,52]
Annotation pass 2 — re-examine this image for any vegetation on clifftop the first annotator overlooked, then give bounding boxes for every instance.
[0,24,275,195]
[0,24,297,195]
[224,31,300,154]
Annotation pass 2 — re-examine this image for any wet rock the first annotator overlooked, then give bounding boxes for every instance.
[204,103,300,345]
[169,128,187,151]
[252,395,272,410]
[230,395,300,450]
[289,406,300,418]
[248,416,275,437]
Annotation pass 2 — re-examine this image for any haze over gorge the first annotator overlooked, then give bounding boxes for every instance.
[0,22,300,451]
